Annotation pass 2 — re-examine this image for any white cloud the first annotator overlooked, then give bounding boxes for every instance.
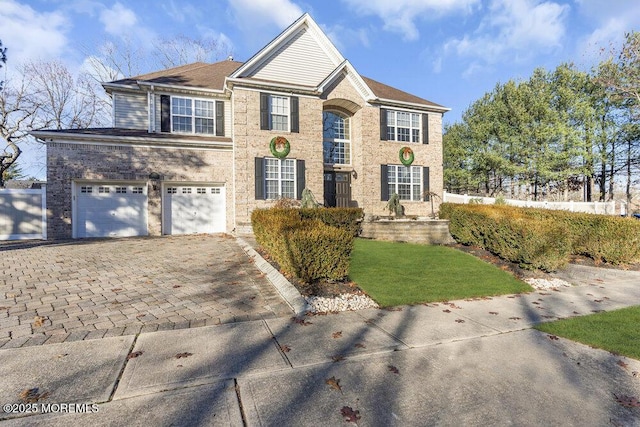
[228,0,304,32]
[574,1,640,61]
[0,0,69,68]
[442,0,568,74]
[321,24,370,53]
[99,2,138,36]
[342,0,480,40]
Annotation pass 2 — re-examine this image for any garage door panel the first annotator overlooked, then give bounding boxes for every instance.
[163,186,225,235]
[75,184,148,238]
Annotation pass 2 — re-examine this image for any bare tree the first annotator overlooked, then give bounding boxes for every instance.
[0,60,110,186]
[153,35,233,68]
[0,39,6,90]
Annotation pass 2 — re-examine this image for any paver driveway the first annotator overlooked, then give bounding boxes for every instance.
[0,234,293,348]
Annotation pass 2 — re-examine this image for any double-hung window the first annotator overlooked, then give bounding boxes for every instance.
[381,109,428,144]
[382,164,431,201]
[171,97,215,134]
[160,95,224,135]
[387,165,422,201]
[387,110,421,142]
[260,93,299,133]
[255,157,305,200]
[323,111,351,165]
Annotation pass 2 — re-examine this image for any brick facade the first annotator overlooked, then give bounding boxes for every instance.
[46,142,233,239]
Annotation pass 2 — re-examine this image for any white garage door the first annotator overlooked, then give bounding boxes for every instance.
[162,185,226,235]
[75,183,148,238]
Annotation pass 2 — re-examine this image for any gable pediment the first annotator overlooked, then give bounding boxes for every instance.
[231,14,346,88]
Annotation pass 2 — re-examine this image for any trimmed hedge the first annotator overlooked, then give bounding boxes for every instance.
[299,207,363,236]
[440,203,640,270]
[251,208,356,283]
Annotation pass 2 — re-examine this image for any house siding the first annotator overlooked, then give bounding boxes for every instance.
[248,28,338,86]
[46,141,234,239]
[113,92,148,129]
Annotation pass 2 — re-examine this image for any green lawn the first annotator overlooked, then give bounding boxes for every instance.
[535,306,640,360]
[349,238,532,307]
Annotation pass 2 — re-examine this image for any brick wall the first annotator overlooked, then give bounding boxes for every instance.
[46,142,234,239]
[233,73,444,227]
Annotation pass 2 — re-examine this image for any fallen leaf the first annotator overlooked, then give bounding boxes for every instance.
[385,307,403,312]
[442,309,451,313]
[54,353,68,359]
[455,319,465,323]
[280,345,291,353]
[632,371,638,377]
[388,365,399,374]
[332,331,343,339]
[594,299,603,303]
[507,296,516,299]
[489,312,499,315]
[542,315,555,319]
[136,313,145,318]
[354,343,366,348]
[573,311,580,315]
[127,351,144,359]
[111,288,122,293]
[509,317,521,320]
[19,388,49,403]
[532,302,541,305]
[145,281,153,284]
[341,406,361,423]
[332,355,345,363]
[614,394,640,408]
[539,292,550,296]
[33,316,46,327]
[173,285,181,288]
[548,335,559,341]
[617,360,629,370]
[292,317,312,326]
[177,364,183,368]
[552,288,561,292]
[364,319,376,325]
[586,293,594,296]
[175,352,193,359]
[325,376,342,393]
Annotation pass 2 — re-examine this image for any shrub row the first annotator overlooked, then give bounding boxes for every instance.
[439,203,640,271]
[299,207,364,236]
[251,208,358,283]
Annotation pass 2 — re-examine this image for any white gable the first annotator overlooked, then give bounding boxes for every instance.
[247,27,339,86]
[231,14,355,89]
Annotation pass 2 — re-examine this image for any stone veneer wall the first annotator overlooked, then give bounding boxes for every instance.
[360,220,454,245]
[46,142,234,239]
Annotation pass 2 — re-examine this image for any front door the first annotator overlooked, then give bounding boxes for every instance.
[323,171,351,207]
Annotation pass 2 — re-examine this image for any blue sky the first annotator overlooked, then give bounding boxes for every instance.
[2,0,640,179]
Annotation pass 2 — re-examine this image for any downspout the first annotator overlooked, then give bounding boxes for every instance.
[228,84,236,233]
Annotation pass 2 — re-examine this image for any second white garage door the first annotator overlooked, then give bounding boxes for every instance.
[162,185,226,235]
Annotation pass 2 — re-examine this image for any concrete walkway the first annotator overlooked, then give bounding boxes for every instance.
[1,266,639,426]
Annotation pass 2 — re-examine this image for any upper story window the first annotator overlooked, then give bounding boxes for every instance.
[260,93,299,133]
[323,111,351,165]
[380,108,429,144]
[160,95,224,136]
[172,97,214,134]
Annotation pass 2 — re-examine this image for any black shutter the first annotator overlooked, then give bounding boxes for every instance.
[423,167,430,201]
[260,93,269,130]
[255,158,265,200]
[296,159,305,199]
[380,108,387,140]
[290,96,299,133]
[422,113,429,144]
[380,164,389,201]
[215,101,224,136]
[160,95,171,132]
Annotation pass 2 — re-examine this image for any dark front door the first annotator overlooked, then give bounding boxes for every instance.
[324,171,351,207]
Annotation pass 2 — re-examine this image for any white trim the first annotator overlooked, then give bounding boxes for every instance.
[41,183,47,240]
[136,81,226,94]
[228,84,319,99]
[169,95,217,135]
[32,132,233,150]
[225,77,320,94]
[374,97,450,113]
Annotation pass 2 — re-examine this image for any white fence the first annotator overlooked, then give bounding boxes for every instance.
[443,191,620,215]
[0,186,47,240]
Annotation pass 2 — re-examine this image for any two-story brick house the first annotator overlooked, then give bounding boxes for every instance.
[33,13,448,239]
